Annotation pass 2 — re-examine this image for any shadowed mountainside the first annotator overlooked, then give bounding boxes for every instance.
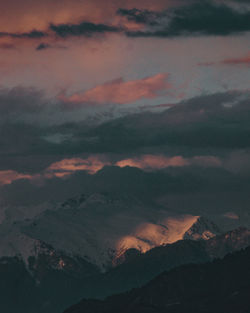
[64,245,250,313]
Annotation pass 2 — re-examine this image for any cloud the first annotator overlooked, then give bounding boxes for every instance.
[220,54,250,66]
[36,43,51,50]
[46,155,220,178]
[0,30,47,39]
[60,73,171,105]
[0,21,119,45]
[117,8,161,25]
[123,1,250,37]
[35,42,67,51]
[199,53,250,66]
[87,91,250,153]
[46,156,111,175]
[0,0,249,47]
[0,170,31,186]
[0,43,16,49]
[116,155,188,170]
[223,212,239,220]
[50,21,120,38]
[0,86,47,117]
[1,87,250,183]
[116,155,221,170]
[2,1,249,47]
[0,153,223,187]
[2,160,250,212]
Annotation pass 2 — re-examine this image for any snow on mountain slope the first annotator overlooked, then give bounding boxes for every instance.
[115,215,198,257]
[0,221,58,266]
[16,193,221,270]
[183,216,221,240]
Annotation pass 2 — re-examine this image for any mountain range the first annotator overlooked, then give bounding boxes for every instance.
[0,192,249,313]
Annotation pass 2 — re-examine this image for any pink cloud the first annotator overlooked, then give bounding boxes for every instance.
[59,73,171,105]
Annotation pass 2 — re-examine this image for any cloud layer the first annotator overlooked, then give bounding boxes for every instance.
[1,0,250,48]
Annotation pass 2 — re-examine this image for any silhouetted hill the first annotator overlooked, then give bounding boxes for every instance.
[65,246,250,313]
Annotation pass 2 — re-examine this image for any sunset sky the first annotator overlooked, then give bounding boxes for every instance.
[1,0,250,217]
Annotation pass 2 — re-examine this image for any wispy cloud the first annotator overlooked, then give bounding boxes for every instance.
[0,30,47,39]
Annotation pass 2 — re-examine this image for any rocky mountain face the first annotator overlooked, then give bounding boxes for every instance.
[64,245,250,313]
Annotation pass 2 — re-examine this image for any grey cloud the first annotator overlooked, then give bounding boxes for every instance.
[117,8,161,25]
[0,30,47,39]
[36,43,51,50]
[82,91,250,153]
[1,164,250,218]
[1,87,250,178]
[122,1,250,37]
[50,21,120,38]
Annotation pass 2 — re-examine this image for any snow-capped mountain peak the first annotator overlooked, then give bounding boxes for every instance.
[183,216,222,241]
[0,193,222,271]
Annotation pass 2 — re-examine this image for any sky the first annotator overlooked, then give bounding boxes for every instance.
[0,0,250,225]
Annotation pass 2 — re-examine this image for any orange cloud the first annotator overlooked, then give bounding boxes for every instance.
[59,73,171,105]
[0,154,222,186]
[116,155,188,170]
[116,155,222,170]
[0,170,31,186]
[46,156,111,175]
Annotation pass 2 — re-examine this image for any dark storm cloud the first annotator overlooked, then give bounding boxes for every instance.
[0,30,47,39]
[122,1,250,37]
[49,21,120,37]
